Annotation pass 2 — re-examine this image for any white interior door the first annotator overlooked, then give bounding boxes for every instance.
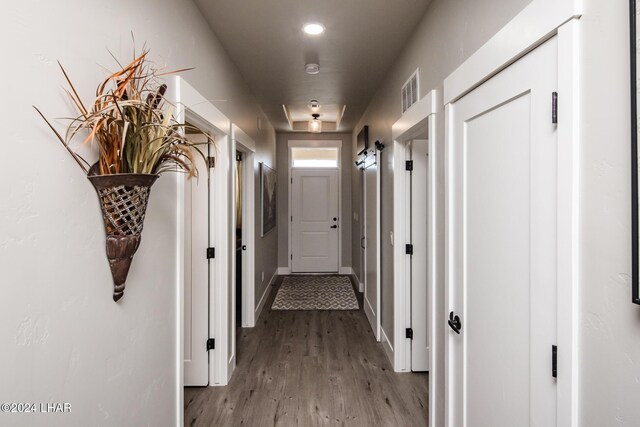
[363,158,380,341]
[183,144,210,387]
[447,37,558,426]
[410,139,429,372]
[291,168,339,272]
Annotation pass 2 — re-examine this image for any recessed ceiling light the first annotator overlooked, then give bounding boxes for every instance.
[303,23,325,35]
[305,63,320,74]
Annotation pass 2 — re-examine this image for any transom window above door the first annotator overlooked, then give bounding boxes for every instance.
[291,147,339,168]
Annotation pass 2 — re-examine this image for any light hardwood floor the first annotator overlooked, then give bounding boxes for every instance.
[184,275,428,426]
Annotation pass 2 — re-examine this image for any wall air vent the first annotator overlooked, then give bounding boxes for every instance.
[401,69,419,113]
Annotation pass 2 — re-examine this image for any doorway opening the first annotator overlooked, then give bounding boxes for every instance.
[403,135,429,372]
[392,88,441,427]
[176,78,258,394]
[235,151,243,329]
[230,124,257,374]
[181,106,231,388]
[357,146,381,342]
[287,140,342,274]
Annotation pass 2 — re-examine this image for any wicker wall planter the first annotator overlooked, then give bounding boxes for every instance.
[36,46,210,303]
[88,164,158,301]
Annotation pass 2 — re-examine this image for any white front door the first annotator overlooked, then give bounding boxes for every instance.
[291,168,340,272]
[447,37,558,426]
[410,139,429,372]
[363,158,380,341]
[183,150,211,386]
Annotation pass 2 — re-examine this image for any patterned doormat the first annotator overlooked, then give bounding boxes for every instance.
[271,275,359,310]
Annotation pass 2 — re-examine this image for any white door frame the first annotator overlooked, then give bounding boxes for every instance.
[362,152,382,342]
[286,139,343,274]
[443,3,581,425]
[392,89,441,425]
[231,124,257,329]
[170,77,233,396]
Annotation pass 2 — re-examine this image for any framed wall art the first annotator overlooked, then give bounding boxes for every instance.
[260,162,277,236]
[630,0,640,304]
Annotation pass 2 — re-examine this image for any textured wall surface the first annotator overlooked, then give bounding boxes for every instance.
[578,1,640,425]
[276,133,352,269]
[0,1,275,425]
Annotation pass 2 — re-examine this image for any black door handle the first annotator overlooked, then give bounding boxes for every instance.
[448,311,461,334]
[330,225,338,229]
[241,245,247,251]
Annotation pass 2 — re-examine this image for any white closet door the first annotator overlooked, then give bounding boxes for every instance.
[446,37,558,426]
[184,164,210,386]
[410,139,429,372]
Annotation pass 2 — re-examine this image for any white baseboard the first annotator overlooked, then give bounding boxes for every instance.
[380,326,394,367]
[277,267,291,275]
[255,271,277,321]
[339,266,353,275]
[364,297,380,342]
[351,269,364,292]
[279,266,353,275]
[227,354,236,383]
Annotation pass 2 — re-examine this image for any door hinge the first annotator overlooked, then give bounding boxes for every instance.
[206,247,215,259]
[552,92,558,124]
[208,156,216,168]
[552,345,557,378]
[405,160,413,171]
[291,216,293,222]
[291,177,293,184]
[207,338,215,351]
[405,244,413,255]
[291,254,293,260]
[406,328,414,339]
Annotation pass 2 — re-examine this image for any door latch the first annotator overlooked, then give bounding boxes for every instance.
[448,311,461,334]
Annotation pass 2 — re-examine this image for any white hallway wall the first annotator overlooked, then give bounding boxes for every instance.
[0,1,276,425]
[579,0,640,424]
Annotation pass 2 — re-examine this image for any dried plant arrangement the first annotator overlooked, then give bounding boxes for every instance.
[35,46,211,301]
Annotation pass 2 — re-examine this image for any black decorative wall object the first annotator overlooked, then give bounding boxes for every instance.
[630,0,639,304]
[357,125,369,153]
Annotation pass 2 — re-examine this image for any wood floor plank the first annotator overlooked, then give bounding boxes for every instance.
[184,275,428,427]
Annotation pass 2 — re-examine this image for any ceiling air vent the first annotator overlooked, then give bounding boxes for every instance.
[401,69,419,113]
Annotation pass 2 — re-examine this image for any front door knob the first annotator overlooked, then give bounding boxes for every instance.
[330,225,338,229]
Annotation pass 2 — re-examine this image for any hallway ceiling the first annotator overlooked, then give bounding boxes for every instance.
[194,0,431,132]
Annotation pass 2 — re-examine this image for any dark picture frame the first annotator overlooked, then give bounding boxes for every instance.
[357,125,369,153]
[630,0,640,304]
[260,162,277,236]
